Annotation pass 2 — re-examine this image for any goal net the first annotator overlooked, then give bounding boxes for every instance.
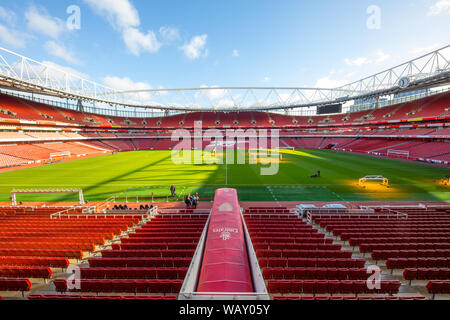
[358,175,389,187]
[387,149,410,159]
[50,151,71,159]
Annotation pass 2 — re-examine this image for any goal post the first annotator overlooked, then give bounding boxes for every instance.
[11,189,85,206]
[358,175,390,188]
[50,151,71,159]
[387,149,410,159]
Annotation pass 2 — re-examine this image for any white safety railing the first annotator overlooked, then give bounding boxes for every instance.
[50,205,157,220]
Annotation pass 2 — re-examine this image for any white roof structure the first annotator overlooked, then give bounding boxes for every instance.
[0,45,449,112]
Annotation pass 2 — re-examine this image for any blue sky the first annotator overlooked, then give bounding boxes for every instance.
[0,0,449,92]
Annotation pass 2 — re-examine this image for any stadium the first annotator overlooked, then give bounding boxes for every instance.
[0,1,449,310]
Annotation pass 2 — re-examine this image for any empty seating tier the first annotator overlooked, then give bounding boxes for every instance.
[54,210,208,297]
[312,207,450,298]
[0,207,142,298]
[243,207,399,297]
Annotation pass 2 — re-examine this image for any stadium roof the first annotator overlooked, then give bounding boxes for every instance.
[0,45,449,112]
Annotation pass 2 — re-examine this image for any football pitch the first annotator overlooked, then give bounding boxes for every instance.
[0,149,448,203]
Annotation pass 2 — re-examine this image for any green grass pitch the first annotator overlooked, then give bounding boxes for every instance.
[0,149,448,202]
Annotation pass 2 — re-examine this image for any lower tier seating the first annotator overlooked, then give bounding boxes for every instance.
[267,280,401,295]
[0,256,70,268]
[28,294,177,300]
[262,267,368,280]
[273,296,427,300]
[426,280,450,298]
[53,278,183,294]
[0,278,32,293]
[0,266,52,279]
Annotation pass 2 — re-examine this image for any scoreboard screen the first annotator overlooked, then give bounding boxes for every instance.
[317,104,342,115]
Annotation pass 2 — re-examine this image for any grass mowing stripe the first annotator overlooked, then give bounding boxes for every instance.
[0,149,447,202]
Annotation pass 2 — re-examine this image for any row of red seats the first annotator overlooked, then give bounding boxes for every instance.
[360,242,450,252]
[349,237,450,247]
[111,243,197,250]
[340,232,450,241]
[324,221,450,228]
[0,241,95,251]
[0,232,114,240]
[250,231,320,237]
[28,294,177,300]
[273,296,427,300]
[267,280,401,295]
[128,231,201,237]
[0,236,105,245]
[258,257,366,268]
[247,226,314,231]
[333,225,450,231]
[54,279,183,293]
[321,218,450,225]
[262,267,368,280]
[101,249,195,258]
[426,280,450,297]
[244,209,291,214]
[256,249,352,259]
[372,249,450,260]
[0,226,125,232]
[403,268,450,281]
[0,256,69,268]
[0,266,52,279]
[254,243,341,250]
[79,267,187,279]
[0,249,83,259]
[121,237,200,244]
[386,257,450,269]
[88,257,192,268]
[0,278,32,292]
[252,237,333,244]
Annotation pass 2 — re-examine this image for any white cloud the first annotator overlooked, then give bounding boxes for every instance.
[159,26,180,43]
[408,44,441,56]
[102,76,152,101]
[215,99,235,108]
[0,24,30,48]
[375,50,390,63]
[122,28,161,56]
[83,0,139,30]
[344,56,370,67]
[315,76,348,88]
[41,61,90,80]
[84,0,162,56]
[195,85,227,101]
[263,77,271,82]
[25,5,65,39]
[180,34,208,60]
[44,41,81,65]
[232,49,239,57]
[0,6,17,26]
[428,0,450,16]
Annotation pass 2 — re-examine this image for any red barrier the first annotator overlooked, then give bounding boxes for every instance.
[196,188,254,293]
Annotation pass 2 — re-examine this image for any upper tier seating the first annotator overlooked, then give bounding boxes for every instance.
[1,91,449,129]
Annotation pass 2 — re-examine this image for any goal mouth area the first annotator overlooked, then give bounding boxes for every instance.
[10,189,85,206]
[358,175,390,188]
[387,150,410,159]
